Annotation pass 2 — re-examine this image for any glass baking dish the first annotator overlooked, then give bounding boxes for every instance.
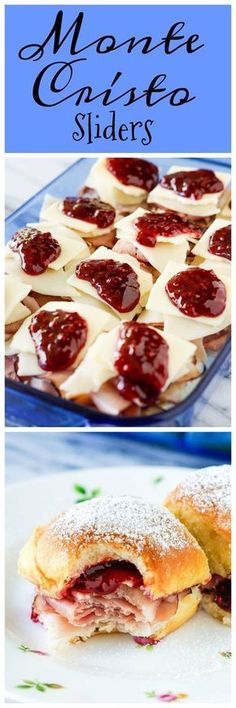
[5,157,231,427]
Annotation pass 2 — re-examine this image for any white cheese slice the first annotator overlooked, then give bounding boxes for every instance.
[147,261,230,336]
[27,221,90,267]
[5,302,31,325]
[17,352,43,377]
[86,158,147,206]
[115,208,188,271]
[9,301,119,376]
[61,324,196,399]
[68,246,153,319]
[5,252,79,297]
[148,166,230,216]
[137,309,164,325]
[6,221,89,273]
[40,193,115,237]
[192,218,231,265]
[116,208,187,244]
[5,274,31,322]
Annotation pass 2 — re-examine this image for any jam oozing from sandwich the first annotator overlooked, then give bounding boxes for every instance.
[106,158,159,192]
[9,227,61,275]
[160,169,224,200]
[74,561,142,595]
[215,578,231,612]
[114,322,169,406]
[62,197,115,229]
[208,225,231,261]
[133,636,159,646]
[29,309,88,371]
[165,267,226,318]
[76,259,140,312]
[202,574,231,613]
[134,212,201,247]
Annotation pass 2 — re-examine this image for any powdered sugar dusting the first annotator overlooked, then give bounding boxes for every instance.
[174,465,231,528]
[50,496,194,555]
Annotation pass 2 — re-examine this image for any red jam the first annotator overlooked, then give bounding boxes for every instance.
[106,158,159,192]
[114,322,169,406]
[74,561,142,595]
[208,224,231,261]
[29,309,88,371]
[165,268,226,318]
[62,197,115,228]
[31,598,40,623]
[160,169,224,200]
[133,637,159,646]
[215,578,231,613]
[202,575,231,613]
[134,211,201,247]
[9,227,61,275]
[76,259,140,312]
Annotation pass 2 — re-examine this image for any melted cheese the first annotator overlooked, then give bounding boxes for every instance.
[86,158,147,207]
[40,193,115,237]
[192,218,231,265]
[61,324,196,399]
[148,166,230,216]
[68,246,153,319]
[17,352,43,377]
[116,208,188,271]
[6,221,89,274]
[9,301,119,378]
[147,260,230,325]
[116,208,187,245]
[6,302,31,325]
[5,274,31,323]
[5,252,79,297]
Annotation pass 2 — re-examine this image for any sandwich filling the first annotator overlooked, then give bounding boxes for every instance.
[201,574,231,613]
[30,559,200,642]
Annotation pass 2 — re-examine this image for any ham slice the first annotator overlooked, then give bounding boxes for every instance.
[113,239,149,264]
[91,382,130,415]
[31,582,194,645]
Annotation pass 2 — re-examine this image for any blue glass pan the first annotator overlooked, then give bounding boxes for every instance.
[5,157,231,427]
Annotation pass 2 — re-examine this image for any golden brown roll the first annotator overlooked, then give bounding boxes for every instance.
[18,495,210,652]
[165,465,231,626]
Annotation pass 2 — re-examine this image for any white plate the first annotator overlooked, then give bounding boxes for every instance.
[6,466,231,703]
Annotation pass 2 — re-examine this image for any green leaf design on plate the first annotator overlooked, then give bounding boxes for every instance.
[145,690,156,698]
[219,651,231,658]
[16,679,64,691]
[36,684,46,692]
[18,644,47,655]
[153,476,164,484]
[73,484,86,494]
[73,484,101,504]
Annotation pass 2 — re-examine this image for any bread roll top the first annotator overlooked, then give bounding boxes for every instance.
[18,495,210,598]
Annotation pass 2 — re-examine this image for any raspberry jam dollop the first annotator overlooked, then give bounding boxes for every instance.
[202,574,231,613]
[114,322,169,406]
[134,211,201,247]
[73,561,142,595]
[106,158,159,192]
[165,267,226,318]
[133,636,159,646]
[29,309,88,371]
[215,578,231,613]
[62,197,115,229]
[160,169,224,200]
[208,224,231,261]
[76,259,140,312]
[9,227,61,275]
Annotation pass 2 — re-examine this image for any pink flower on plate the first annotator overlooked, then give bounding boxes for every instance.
[145,691,187,701]
[158,694,188,702]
